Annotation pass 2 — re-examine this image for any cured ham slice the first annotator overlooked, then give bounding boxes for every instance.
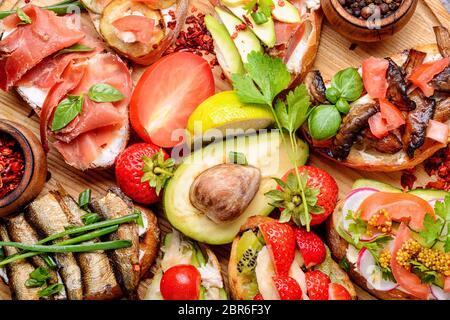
[0,5,85,91]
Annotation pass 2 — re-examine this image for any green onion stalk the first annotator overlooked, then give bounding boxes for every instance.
[0,0,84,19]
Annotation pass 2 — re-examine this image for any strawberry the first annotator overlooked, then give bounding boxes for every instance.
[259,221,295,275]
[294,228,326,268]
[115,143,175,204]
[272,275,303,300]
[328,283,352,300]
[304,270,331,300]
[266,166,338,229]
[253,293,264,300]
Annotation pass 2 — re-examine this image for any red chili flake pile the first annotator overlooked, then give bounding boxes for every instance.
[400,168,417,191]
[165,11,216,64]
[0,133,25,198]
[424,146,450,191]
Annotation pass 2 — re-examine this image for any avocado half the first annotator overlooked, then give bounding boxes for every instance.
[163,131,309,245]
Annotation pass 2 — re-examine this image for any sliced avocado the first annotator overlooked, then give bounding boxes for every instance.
[215,7,263,63]
[205,15,245,76]
[225,5,276,48]
[163,131,309,245]
[407,189,449,201]
[352,179,402,193]
[271,0,301,23]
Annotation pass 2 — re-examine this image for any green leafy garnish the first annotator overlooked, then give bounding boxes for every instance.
[55,44,95,57]
[339,256,351,273]
[419,194,450,250]
[88,83,125,103]
[228,151,248,165]
[81,212,102,225]
[16,7,31,25]
[251,11,268,25]
[141,150,175,196]
[78,189,91,210]
[419,213,442,247]
[410,260,439,284]
[345,210,367,244]
[51,95,83,131]
[275,85,312,135]
[25,267,51,288]
[38,283,64,298]
[326,67,363,104]
[363,235,393,252]
[244,0,272,18]
[307,105,342,140]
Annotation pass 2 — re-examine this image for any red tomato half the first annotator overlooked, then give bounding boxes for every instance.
[409,57,449,97]
[362,57,389,99]
[368,112,389,139]
[131,52,215,148]
[112,15,155,43]
[160,264,201,300]
[379,99,405,131]
[390,223,430,299]
[358,192,435,231]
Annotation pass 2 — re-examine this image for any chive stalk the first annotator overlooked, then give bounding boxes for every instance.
[0,240,131,254]
[0,0,84,19]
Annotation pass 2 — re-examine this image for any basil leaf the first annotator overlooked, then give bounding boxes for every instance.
[81,212,101,225]
[308,105,342,141]
[330,68,363,102]
[228,151,248,165]
[55,44,95,57]
[51,95,83,131]
[38,283,64,298]
[16,7,31,25]
[78,189,91,209]
[88,84,124,103]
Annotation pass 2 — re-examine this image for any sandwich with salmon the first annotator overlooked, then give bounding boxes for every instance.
[302,26,450,172]
[327,179,450,300]
[228,216,356,300]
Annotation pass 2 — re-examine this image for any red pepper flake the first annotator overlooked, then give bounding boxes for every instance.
[423,146,450,191]
[400,169,417,191]
[278,0,285,6]
[191,6,197,13]
[231,32,238,40]
[167,21,177,30]
[0,133,25,198]
[243,15,253,28]
[235,23,247,32]
[168,10,176,20]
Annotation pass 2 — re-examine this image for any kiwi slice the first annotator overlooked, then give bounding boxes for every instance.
[236,230,263,275]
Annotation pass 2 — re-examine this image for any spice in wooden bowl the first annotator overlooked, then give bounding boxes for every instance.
[0,132,25,199]
[338,0,404,20]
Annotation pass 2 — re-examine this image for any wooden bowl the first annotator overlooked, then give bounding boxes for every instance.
[321,0,418,42]
[0,120,47,217]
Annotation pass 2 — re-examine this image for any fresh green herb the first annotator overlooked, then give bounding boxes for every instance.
[81,212,102,225]
[0,240,131,254]
[339,256,351,273]
[336,98,350,114]
[420,213,442,247]
[362,235,393,252]
[25,267,51,288]
[38,283,64,298]
[446,224,450,253]
[0,1,85,19]
[78,189,91,209]
[88,83,125,103]
[251,11,268,25]
[16,7,31,25]
[135,209,144,228]
[308,105,342,141]
[325,87,340,104]
[51,95,83,131]
[141,150,175,196]
[228,151,248,165]
[258,0,273,17]
[266,173,323,226]
[42,255,57,269]
[55,44,95,57]
[326,67,363,103]
[244,0,257,13]
[410,260,439,284]
[419,194,450,250]
[232,52,315,230]
[345,210,367,244]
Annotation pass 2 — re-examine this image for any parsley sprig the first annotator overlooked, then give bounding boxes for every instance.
[232,52,314,230]
[419,194,450,251]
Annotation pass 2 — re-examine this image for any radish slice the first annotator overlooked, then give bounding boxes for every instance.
[357,248,398,291]
[342,188,379,232]
[360,233,384,242]
[430,285,450,300]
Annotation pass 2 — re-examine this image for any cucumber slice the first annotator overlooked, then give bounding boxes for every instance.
[352,179,402,193]
[407,189,449,201]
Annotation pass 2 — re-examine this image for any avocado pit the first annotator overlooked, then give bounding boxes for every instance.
[189,163,261,223]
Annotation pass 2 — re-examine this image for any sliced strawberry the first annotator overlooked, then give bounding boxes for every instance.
[253,293,264,300]
[294,228,326,268]
[304,270,331,300]
[328,283,352,300]
[259,221,296,275]
[272,275,303,300]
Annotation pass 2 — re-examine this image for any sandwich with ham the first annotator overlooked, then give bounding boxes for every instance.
[302,26,450,172]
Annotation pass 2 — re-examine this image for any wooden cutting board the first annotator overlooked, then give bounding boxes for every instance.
[0,0,448,300]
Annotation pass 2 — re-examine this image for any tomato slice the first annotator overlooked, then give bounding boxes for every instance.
[362,57,389,99]
[390,223,430,299]
[408,57,449,97]
[112,15,155,43]
[130,52,215,148]
[358,192,435,231]
[160,264,201,300]
[445,276,450,293]
[379,99,405,131]
[426,120,449,144]
[368,112,389,139]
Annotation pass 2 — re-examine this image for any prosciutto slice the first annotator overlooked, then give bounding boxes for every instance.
[0,5,85,91]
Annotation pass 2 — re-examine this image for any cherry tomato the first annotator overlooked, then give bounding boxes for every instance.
[408,57,449,97]
[160,264,201,300]
[362,57,389,99]
[130,52,215,148]
[358,192,434,231]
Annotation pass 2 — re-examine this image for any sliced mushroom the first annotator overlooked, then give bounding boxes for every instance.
[434,26,450,58]
[431,67,450,93]
[386,58,415,111]
[304,70,327,105]
[189,164,261,223]
[433,94,450,123]
[402,49,426,79]
[361,129,403,154]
